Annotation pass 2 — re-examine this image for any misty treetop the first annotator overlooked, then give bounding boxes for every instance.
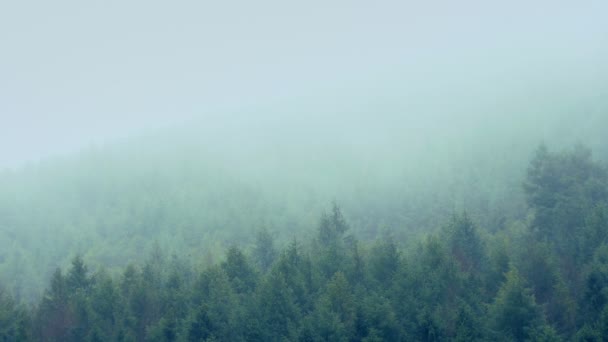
[2,114,607,302]
[2,1,608,340]
[1,143,608,340]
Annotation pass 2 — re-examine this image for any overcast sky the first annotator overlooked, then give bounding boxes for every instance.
[1,0,607,169]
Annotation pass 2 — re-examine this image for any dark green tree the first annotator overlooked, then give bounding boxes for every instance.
[316,203,351,279]
[36,269,71,342]
[0,287,30,341]
[312,272,356,342]
[221,246,257,294]
[318,202,349,247]
[257,270,301,341]
[66,255,90,293]
[368,235,400,288]
[186,304,215,341]
[489,266,548,341]
[445,212,486,275]
[524,144,608,251]
[253,227,276,273]
[87,270,120,341]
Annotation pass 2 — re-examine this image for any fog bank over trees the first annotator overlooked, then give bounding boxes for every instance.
[1,1,608,340]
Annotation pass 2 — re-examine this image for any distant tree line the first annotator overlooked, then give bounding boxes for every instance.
[1,144,608,341]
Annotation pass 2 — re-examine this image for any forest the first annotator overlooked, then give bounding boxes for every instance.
[2,1,608,341]
[1,140,608,341]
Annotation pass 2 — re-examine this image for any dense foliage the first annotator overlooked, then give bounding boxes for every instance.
[0,124,538,301]
[1,143,608,341]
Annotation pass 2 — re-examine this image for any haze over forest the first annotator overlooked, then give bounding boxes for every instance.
[1,1,608,341]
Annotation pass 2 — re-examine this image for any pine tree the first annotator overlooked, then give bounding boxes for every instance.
[67,255,90,293]
[0,287,30,341]
[221,246,257,294]
[489,266,547,341]
[253,227,276,273]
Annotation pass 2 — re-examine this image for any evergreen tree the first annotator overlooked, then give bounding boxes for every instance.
[257,270,301,341]
[445,212,486,275]
[0,287,30,341]
[36,269,71,342]
[66,255,90,293]
[186,304,215,341]
[524,144,608,251]
[87,270,119,341]
[489,266,548,341]
[221,246,257,294]
[318,202,349,247]
[316,203,350,279]
[253,227,276,273]
[368,235,400,288]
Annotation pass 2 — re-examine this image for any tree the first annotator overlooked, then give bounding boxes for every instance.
[444,212,486,275]
[345,240,367,288]
[196,267,241,341]
[524,144,608,249]
[583,244,608,320]
[0,287,30,341]
[272,240,314,311]
[66,255,90,293]
[186,304,215,341]
[253,227,276,273]
[257,270,301,341]
[356,292,401,341]
[489,266,548,341]
[221,246,257,294]
[87,270,119,341]
[312,272,356,341]
[452,299,486,342]
[391,235,460,341]
[36,268,71,341]
[318,202,349,247]
[368,235,400,288]
[316,203,351,279]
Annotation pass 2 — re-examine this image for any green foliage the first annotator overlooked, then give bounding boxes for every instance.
[0,287,30,341]
[489,266,546,341]
[318,202,349,247]
[524,144,608,252]
[67,255,90,293]
[368,235,400,287]
[221,246,258,294]
[356,292,401,341]
[186,304,214,341]
[257,270,301,341]
[253,227,276,273]
[2,144,608,341]
[583,245,608,319]
[444,212,486,275]
[3,201,602,341]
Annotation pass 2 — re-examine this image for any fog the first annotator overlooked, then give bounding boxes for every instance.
[1,0,607,168]
[2,3,608,337]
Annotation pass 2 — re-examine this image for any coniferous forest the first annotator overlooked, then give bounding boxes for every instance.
[1,141,608,341]
[2,1,608,341]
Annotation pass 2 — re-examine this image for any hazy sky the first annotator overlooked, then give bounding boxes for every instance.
[1,0,607,168]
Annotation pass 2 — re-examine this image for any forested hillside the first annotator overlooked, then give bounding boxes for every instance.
[2,142,608,341]
[1,113,607,302]
[2,0,608,340]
